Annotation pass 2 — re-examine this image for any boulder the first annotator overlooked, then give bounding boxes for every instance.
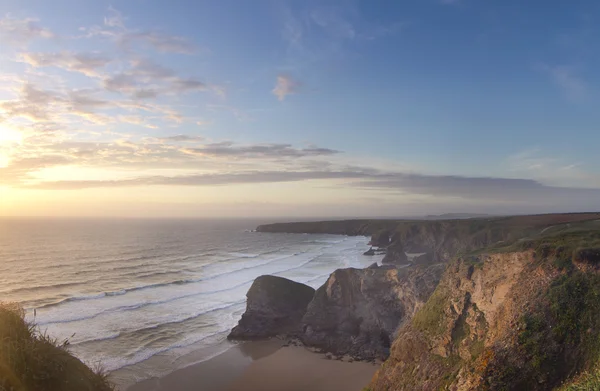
[301,264,443,360]
[228,275,315,340]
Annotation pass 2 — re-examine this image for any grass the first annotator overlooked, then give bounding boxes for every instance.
[412,285,449,337]
[0,303,114,391]
[558,365,600,391]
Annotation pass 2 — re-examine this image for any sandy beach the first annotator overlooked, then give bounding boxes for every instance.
[127,340,377,391]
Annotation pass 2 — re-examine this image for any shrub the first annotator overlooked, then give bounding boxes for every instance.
[0,303,114,391]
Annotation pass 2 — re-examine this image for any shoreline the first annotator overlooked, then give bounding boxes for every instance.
[124,340,378,391]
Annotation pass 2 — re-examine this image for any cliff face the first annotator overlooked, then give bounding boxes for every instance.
[370,238,600,391]
[228,275,315,340]
[257,213,600,266]
[302,264,444,360]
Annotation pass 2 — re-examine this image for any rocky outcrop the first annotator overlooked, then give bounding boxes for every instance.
[370,230,391,247]
[301,264,444,360]
[228,275,315,340]
[363,247,376,256]
[381,240,408,264]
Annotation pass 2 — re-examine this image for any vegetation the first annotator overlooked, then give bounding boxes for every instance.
[558,365,600,391]
[412,285,449,337]
[0,303,114,391]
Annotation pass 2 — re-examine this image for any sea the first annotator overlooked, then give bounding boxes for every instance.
[0,218,381,389]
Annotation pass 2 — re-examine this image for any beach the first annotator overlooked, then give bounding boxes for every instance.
[127,340,378,391]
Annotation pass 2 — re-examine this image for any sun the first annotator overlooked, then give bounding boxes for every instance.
[0,128,23,145]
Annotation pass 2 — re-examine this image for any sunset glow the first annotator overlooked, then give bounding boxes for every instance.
[0,1,599,217]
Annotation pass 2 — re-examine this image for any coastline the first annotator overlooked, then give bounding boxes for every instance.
[124,340,377,391]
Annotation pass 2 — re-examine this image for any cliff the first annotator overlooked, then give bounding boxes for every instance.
[370,223,600,391]
[258,213,600,265]
[302,264,444,360]
[0,303,114,391]
[243,215,600,389]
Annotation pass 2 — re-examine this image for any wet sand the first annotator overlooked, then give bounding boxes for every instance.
[127,340,377,391]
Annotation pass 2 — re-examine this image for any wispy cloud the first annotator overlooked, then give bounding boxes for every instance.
[182,142,339,159]
[0,16,54,46]
[158,135,205,142]
[506,148,597,188]
[272,74,300,101]
[102,58,217,99]
[539,64,587,101]
[96,6,197,54]
[19,51,112,77]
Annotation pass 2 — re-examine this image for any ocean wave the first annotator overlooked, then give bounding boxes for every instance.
[227,252,259,258]
[102,328,232,372]
[70,301,244,346]
[33,252,303,312]
[0,281,84,296]
[35,252,323,325]
[38,295,246,327]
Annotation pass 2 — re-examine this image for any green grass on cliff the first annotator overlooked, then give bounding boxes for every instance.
[0,303,114,391]
[558,365,600,391]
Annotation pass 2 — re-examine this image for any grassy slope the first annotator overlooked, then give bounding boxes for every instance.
[0,303,114,391]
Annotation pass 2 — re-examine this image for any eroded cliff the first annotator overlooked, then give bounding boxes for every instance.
[302,264,444,360]
[370,226,600,391]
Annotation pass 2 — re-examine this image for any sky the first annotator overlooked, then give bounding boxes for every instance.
[1,0,600,218]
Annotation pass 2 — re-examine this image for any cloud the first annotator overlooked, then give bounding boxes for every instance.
[539,64,586,101]
[120,31,196,54]
[0,83,61,121]
[19,167,600,214]
[102,58,210,99]
[0,80,184,128]
[310,6,356,40]
[272,75,300,101]
[158,135,204,142]
[0,133,342,186]
[26,170,372,189]
[350,173,600,208]
[118,115,158,129]
[182,142,339,159]
[19,51,112,77]
[96,6,196,54]
[0,16,54,46]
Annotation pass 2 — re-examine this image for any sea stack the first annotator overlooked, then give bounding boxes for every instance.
[228,275,315,340]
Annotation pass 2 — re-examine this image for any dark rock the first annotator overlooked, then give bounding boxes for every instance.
[228,275,315,340]
[382,240,409,265]
[367,262,379,269]
[370,230,391,247]
[363,247,376,256]
[301,264,444,360]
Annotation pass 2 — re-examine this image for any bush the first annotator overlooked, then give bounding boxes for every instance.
[0,303,114,391]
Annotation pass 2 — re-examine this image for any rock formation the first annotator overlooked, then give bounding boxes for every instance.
[228,275,315,340]
[301,264,444,360]
[381,240,408,264]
